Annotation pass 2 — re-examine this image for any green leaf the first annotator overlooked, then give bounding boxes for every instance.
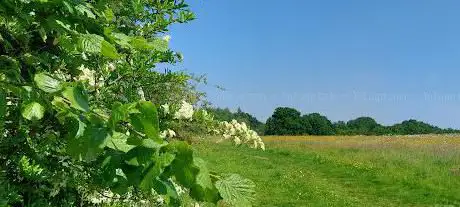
[62,84,89,112]
[34,73,62,93]
[215,174,256,207]
[78,34,103,54]
[78,34,118,59]
[101,40,119,59]
[67,125,111,161]
[106,132,134,153]
[130,37,168,52]
[75,4,95,19]
[166,141,199,188]
[104,8,114,22]
[21,102,45,121]
[129,101,160,140]
[64,115,86,140]
[190,158,220,202]
[139,152,175,192]
[112,32,132,49]
[151,178,180,203]
[62,1,74,14]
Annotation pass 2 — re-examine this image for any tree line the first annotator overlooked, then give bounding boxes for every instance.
[208,107,460,136]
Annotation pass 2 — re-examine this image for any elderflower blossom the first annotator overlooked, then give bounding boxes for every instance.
[53,69,71,81]
[163,35,171,42]
[161,103,170,114]
[137,87,146,101]
[174,100,194,120]
[107,62,116,72]
[219,119,265,150]
[75,65,96,87]
[169,178,186,195]
[160,129,176,139]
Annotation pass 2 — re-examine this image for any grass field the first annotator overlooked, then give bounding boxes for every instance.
[195,135,460,207]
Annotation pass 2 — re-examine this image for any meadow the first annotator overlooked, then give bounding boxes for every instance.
[195,135,460,207]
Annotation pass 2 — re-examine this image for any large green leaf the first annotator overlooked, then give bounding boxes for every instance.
[190,158,220,202]
[109,102,137,129]
[78,34,118,59]
[62,84,89,112]
[139,152,176,192]
[106,132,134,153]
[215,174,256,207]
[101,40,119,59]
[21,102,45,121]
[64,115,86,140]
[129,101,160,140]
[67,125,111,162]
[130,37,168,52]
[166,142,199,188]
[34,73,62,93]
[75,4,95,19]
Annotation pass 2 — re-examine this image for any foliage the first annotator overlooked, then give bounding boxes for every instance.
[265,107,305,135]
[302,113,335,136]
[264,107,459,136]
[0,0,258,206]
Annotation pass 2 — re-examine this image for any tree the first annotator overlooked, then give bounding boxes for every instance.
[303,113,335,135]
[265,107,307,135]
[390,119,440,135]
[346,117,381,135]
[333,121,350,135]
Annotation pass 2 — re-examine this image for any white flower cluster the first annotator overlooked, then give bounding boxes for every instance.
[170,178,186,195]
[53,69,71,81]
[218,120,265,150]
[137,87,146,101]
[75,65,104,88]
[174,100,194,120]
[161,103,170,114]
[160,129,176,139]
[163,35,171,42]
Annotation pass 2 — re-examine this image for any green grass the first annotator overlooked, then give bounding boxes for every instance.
[194,136,460,206]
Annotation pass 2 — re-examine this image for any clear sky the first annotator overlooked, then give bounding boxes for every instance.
[166,0,460,128]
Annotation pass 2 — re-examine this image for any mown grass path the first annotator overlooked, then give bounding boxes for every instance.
[195,136,460,206]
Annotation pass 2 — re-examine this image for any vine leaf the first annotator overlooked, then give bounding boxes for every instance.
[21,102,45,121]
[34,73,62,93]
[215,174,256,207]
[62,84,89,112]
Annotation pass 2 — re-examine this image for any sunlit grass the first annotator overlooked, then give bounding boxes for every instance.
[195,135,460,206]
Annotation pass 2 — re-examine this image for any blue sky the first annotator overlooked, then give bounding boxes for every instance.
[166,0,460,128]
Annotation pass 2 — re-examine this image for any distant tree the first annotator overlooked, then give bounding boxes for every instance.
[333,121,350,135]
[265,107,305,135]
[347,117,381,135]
[303,113,335,135]
[390,119,439,135]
